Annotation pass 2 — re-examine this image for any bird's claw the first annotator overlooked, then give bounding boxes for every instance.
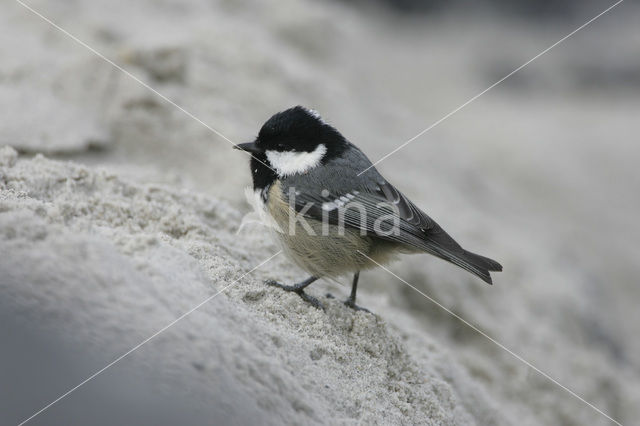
[298,292,324,310]
[343,298,371,313]
[265,280,324,310]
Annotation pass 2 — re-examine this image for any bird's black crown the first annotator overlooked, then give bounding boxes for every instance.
[256,106,348,158]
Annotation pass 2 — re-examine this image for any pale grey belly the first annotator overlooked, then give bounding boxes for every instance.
[271,217,404,278]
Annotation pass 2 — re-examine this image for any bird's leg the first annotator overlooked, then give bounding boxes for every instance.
[343,271,370,312]
[265,276,323,309]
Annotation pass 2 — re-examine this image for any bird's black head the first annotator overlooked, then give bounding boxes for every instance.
[235,106,349,189]
[256,106,347,156]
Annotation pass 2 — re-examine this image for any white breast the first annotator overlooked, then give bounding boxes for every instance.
[265,144,327,177]
[239,186,282,234]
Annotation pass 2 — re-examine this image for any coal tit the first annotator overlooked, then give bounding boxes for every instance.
[235,106,502,310]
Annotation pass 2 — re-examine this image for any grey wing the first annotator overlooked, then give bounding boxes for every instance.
[288,182,432,248]
[283,144,435,239]
[282,144,431,237]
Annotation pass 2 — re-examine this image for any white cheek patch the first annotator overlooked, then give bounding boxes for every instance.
[266,144,327,177]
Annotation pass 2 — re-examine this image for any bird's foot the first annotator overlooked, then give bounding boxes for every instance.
[326,293,371,312]
[265,280,324,310]
[343,298,371,313]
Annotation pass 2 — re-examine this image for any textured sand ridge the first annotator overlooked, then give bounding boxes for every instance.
[1,147,482,425]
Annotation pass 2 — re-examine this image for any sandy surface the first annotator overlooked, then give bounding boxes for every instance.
[2,0,640,425]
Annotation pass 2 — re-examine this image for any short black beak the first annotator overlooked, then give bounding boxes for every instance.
[234,142,262,154]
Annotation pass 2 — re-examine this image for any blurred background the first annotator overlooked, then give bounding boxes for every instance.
[1,0,639,424]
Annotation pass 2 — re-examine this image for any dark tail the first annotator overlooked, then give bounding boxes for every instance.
[457,249,503,284]
[420,226,502,284]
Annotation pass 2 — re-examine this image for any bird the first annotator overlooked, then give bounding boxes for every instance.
[235,106,502,311]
